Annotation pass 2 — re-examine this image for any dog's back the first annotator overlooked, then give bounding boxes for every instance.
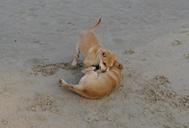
[79,18,102,56]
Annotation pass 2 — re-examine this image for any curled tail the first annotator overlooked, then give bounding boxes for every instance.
[90,18,102,32]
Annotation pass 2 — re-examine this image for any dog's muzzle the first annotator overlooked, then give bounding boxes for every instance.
[92,64,100,71]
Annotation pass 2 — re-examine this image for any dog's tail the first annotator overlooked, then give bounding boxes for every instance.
[89,18,102,32]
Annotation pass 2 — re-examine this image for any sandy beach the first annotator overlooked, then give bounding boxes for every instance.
[0,0,189,128]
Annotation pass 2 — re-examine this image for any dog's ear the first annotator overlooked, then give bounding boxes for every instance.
[114,61,123,70]
[118,64,123,70]
[115,62,123,70]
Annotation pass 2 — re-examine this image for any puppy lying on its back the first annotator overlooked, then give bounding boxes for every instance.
[59,61,123,99]
[71,18,117,72]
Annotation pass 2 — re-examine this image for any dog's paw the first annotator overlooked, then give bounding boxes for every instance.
[82,67,96,73]
[71,58,77,66]
[59,79,65,87]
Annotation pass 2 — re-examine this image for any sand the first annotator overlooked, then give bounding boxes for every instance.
[0,0,189,128]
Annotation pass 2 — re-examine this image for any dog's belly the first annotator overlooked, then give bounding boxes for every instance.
[79,71,98,84]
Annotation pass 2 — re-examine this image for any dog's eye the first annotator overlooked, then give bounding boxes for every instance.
[102,52,106,57]
[103,62,106,66]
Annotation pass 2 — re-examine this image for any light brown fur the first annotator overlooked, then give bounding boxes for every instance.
[59,61,123,99]
[71,18,117,71]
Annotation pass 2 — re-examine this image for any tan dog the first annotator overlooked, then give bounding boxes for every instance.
[71,18,117,72]
[59,61,123,99]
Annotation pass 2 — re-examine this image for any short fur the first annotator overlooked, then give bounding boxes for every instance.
[71,18,117,71]
[59,61,123,99]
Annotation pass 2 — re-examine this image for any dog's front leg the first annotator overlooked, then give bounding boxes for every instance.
[81,67,96,74]
[71,42,80,66]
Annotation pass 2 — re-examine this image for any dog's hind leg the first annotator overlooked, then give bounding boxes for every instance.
[59,79,87,97]
[59,79,83,92]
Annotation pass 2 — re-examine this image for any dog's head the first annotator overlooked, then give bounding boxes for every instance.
[98,48,117,72]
